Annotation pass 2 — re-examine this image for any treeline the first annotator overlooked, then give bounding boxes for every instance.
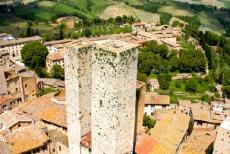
[199,31,230,98]
[43,15,135,41]
[137,41,206,81]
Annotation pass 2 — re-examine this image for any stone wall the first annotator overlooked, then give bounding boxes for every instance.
[91,46,138,154]
[65,43,93,154]
[65,40,138,154]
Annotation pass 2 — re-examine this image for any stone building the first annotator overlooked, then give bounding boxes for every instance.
[46,50,64,72]
[0,67,37,112]
[135,81,146,134]
[65,39,139,154]
[44,39,73,53]
[0,33,14,41]
[0,49,10,67]
[213,117,230,154]
[0,95,22,114]
[20,93,67,134]
[149,110,192,153]
[37,78,65,90]
[144,92,172,116]
[3,69,37,102]
[0,36,42,61]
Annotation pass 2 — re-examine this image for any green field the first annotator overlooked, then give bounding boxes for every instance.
[159,5,194,17]
[198,12,225,34]
[99,3,160,23]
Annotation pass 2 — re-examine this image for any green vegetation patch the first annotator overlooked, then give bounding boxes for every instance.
[198,12,225,34]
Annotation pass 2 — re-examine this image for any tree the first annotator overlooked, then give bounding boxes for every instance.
[158,73,171,90]
[51,64,64,80]
[223,86,230,98]
[26,26,33,37]
[137,72,148,82]
[143,113,156,130]
[160,12,172,25]
[185,77,198,93]
[179,50,206,73]
[83,28,92,37]
[59,23,65,40]
[21,42,48,74]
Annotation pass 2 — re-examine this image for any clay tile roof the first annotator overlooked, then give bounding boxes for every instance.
[0,108,35,131]
[0,36,42,47]
[44,39,73,46]
[20,93,67,128]
[5,125,49,154]
[178,100,192,108]
[145,92,170,105]
[0,142,12,154]
[132,22,146,27]
[135,133,157,154]
[41,103,66,128]
[0,95,14,105]
[136,80,146,89]
[54,90,65,101]
[47,50,64,61]
[150,110,190,153]
[48,130,68,146]
[80,131,92,150]
[191,103,221,124]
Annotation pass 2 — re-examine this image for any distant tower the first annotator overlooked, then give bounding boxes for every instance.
[65,39,139,154]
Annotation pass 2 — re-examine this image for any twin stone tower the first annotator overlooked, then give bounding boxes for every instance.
[64,39,139,154]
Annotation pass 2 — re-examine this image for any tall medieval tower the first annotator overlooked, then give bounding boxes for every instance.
[65,39,139,154]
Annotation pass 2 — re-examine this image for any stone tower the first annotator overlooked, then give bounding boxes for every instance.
[65,41,93,154]
[65,39,139,154]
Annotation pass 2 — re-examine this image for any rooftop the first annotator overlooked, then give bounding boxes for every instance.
[5,125,49,154]
[48,129,68,146]
[145,92,170,105]
[47,50,64,61]
[179,129,216,154]
[44,39,73,46]
[150,110,190,153]
[0,95,15,105]
[178,100,192,108]
[132,22,146,27]
[37,78,65,88]
[0,36,42,47]
[136,80,146,89]
[135,133,157,154]
[20,93,67,128]
[95,39,139,53]
[0,142,12,154]
[0,108,35,131]
[191,103,221,124]
[80,131,92,150]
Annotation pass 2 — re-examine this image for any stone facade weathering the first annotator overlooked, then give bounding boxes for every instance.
[65,39,139,154]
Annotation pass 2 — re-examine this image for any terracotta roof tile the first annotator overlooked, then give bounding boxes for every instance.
[150,110,190,153]
[20,93,67,128]
[47,50,64,61]
[145,92,170,105]
[5,125,49,154]
[80,131,92,150]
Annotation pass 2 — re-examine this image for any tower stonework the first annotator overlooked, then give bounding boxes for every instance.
[65,41,93,154]
[65,39,139,154]
[91,40,138,154]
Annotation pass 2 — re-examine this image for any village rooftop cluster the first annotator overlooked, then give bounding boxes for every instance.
[0,22,229,154]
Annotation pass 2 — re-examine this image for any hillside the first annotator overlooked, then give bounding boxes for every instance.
[0,0,230,36]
